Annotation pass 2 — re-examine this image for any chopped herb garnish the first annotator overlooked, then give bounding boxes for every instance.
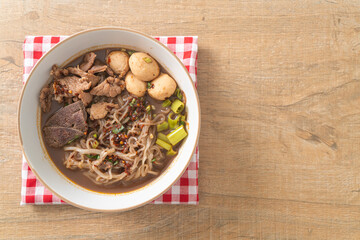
[179,115,186,126]
[127,50,135,56]
[129,98,136,107]
[112,125,125,134]
[175,88,183,100]
[147,82,152,89]
[146,105,151,113]
[143,57,152,63]
[67,135,80,144]
[113,160,119,165]
[93,133,98,138]
[86,154,99,160]
[151,158,156,162]
[121,48,127,52]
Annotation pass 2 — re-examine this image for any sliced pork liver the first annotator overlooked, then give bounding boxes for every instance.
[43,101,88,148]
[43,127,84,148]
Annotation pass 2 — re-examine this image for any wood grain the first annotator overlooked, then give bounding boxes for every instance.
[2,0,360,239]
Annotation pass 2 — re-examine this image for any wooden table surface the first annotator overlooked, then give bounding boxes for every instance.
[2,0,360,239]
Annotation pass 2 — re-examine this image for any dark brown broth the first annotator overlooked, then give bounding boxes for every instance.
[41,48,182,193]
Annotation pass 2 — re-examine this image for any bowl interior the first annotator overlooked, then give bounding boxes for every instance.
[19,28,200,211]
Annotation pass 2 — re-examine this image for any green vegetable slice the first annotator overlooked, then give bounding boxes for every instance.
[167,125,188,145]
[156,138,172,150]
[157,133,171,143]
[157,122,169,132]
[167,148,177,156]
[168,112,180,129]
[162,99,172,107]
[171,99,184,114]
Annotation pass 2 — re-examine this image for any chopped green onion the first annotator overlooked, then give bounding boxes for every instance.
[113,160,119,165]
[151,158,156,162]
[167,148,177,156]
[143,57,152,63]
[146,105,152,113]
[157,121,169,132]
[86,154,100,160]
[91,140,99,149]
[171,99,184,114]
[93,133,98,138]
[168,112,180,129]
[112,125,124,134]
[167,125,188,145]
[129,98,136,107]
[127,50,135,56]
[179,115,186,126]
[147,82,152,89]
[175,88,183,100]
[157,133,171,143]
[156,138,172,150]
[67,135,80,144]
[162,99,172,107]
[121,48,127,52]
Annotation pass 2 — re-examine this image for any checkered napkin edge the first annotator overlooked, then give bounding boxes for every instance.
[21,35,199,205]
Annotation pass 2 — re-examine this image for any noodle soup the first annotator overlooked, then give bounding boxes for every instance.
[40,48,188,193]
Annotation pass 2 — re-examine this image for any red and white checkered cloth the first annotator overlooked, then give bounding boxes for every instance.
[21,36,199,205]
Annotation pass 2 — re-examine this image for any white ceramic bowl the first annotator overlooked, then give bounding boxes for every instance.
[18,27,200,211]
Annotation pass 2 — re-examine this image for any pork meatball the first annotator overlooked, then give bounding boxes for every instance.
[106,51,130,78]
[148,73,177,100]
[129,52,160,81]
[125,72,147,97]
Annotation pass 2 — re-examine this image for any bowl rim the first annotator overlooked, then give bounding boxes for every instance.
[17,27,201,212]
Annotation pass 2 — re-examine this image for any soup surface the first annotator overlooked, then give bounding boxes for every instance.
[40,48,187,193]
